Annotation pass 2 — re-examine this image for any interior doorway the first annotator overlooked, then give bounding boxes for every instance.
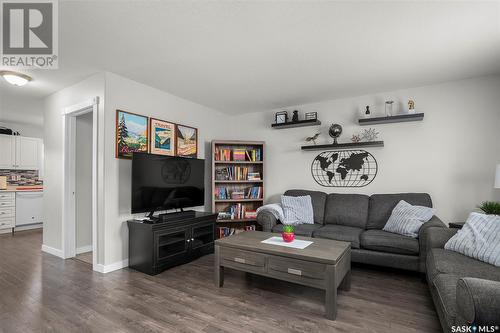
[62,98,99,270]
[74,112,93,265]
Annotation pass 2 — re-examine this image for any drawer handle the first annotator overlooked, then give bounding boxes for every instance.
[234,257,246,264]
[287,268,302,276]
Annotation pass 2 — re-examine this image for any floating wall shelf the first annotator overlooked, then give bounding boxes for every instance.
[301,141,384,151]
[271,119,321,129]
[359,113,424,125]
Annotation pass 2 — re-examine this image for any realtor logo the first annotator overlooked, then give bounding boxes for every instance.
[1,0,58,68]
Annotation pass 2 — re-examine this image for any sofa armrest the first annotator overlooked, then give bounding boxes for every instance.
[425,226,457,249]
[256,211,279,232]
[456,278,500,326]
[419,222,456,273]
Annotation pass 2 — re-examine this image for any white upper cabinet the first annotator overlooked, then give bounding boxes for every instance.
[16,137,39,170]
[0,135,15,169]
[0,135,43,170]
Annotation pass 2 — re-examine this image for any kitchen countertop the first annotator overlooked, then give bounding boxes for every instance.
[0,186,43,192]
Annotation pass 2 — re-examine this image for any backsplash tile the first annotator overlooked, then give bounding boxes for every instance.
[0,170,43,186]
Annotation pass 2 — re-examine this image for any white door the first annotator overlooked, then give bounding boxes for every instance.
[15,137,39,170]
[0,135,15,169]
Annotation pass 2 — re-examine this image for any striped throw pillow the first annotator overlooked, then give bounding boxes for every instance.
[383,200,436,238]
[281,195,314,225]
[445,213,500,267]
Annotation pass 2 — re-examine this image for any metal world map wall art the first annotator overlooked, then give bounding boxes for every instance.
[311,150,378,187]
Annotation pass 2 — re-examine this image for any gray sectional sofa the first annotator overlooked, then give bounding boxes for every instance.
[256,189,446,273]
[425,227,500,331]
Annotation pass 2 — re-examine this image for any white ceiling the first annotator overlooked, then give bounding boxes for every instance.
[1,0,499,115]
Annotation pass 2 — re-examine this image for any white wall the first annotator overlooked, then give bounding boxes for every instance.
[103,72,227,266]
[0,92,44,138]
[225,75,500,223]
[0,121,44,138]
[43,73,105,258]
[75,112,93,250]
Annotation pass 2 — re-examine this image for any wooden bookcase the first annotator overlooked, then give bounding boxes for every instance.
[211,140,265,237]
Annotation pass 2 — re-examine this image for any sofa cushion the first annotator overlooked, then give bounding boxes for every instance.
[427,248,500,283]
[324,193,369,228]
[272,223,322,237]
[360,229,419,255]
[432,274,460,328]
[281,195,314,225]
[382,200,436,238]
[444,212,500,267]
[312,225,363,248]
[284,190,326,224]
[367,193,432,230]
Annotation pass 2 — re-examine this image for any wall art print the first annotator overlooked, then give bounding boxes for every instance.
[116,110,149,159]
[311,150,377,187]
[150,118,176,156]
[176,124,198,158]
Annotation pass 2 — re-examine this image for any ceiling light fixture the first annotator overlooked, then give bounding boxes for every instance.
[0,70,32,86]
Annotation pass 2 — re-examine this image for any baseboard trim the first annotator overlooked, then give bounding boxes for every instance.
[94,259,129,274]
[76,245,92,254]
[41,244,64,258]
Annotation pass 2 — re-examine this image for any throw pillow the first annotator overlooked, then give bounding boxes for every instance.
[383,200,436,238]
[444,212,500,267]
[281,195,314,225]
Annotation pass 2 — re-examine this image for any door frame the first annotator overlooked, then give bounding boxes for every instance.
[61,97,100,270]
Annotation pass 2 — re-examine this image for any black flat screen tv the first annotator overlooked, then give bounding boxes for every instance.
[131,153,205,215]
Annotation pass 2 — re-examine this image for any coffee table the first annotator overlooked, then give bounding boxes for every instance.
[214,231,351,320]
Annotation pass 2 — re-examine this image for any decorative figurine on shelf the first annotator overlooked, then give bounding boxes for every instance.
[351,134,362,143]
[328,124,343,144]
[275,111,288,124]
[292,110,299,122]
[364,105,371,118]
[385,100,394,116]
[305,133,321,145]
[361,128,379,142]
[407,99,415,114]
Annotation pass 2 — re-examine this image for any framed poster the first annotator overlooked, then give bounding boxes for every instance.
[115,110,149,159]
[176,124,198,158]
[150,118,176,156]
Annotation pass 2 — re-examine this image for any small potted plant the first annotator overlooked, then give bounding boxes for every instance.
[478,201,500,215]
[282,225,295,243]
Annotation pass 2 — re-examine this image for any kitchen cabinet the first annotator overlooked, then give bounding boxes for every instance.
[0,135,42,170]
[0,192,15,232]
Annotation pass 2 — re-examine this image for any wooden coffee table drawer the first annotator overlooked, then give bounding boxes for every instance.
[268,256,326,288]
[220,247,266,270]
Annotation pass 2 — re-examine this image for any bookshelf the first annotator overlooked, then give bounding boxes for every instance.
[211,140,265,238]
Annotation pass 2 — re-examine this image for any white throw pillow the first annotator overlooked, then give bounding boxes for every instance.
[281,195,314,225]
[383,200,436,238]
[444,212,500,267]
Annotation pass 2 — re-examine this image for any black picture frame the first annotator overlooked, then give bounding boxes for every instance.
[275,111,288,124]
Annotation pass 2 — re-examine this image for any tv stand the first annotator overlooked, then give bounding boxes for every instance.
[127,211,217,275]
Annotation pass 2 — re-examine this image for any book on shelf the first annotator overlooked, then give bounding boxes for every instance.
[217,203,249,220]
[214,147,262,162]
[245,186,262,199]
[244,210,257,219]
[217,225,256,238]
[215,186,230,200]
[215,187,262,201]
[247,172,261,181]
[215,166,260,181]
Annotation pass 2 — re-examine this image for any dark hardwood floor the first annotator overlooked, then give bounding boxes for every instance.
[0,230,441,333]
